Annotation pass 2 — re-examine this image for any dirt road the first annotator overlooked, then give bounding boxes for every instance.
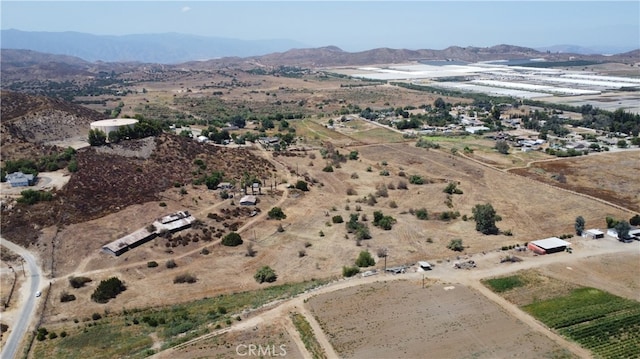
[154,237,637,359]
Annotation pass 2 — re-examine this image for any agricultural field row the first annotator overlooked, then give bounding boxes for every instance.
[484,273,640,359]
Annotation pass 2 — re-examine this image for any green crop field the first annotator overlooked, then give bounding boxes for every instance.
[483,275,526,293]
[524,287,640,359]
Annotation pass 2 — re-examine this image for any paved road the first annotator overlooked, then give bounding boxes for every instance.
[1,237,43,359]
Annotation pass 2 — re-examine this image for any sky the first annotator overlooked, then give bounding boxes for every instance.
[1,1,639,51]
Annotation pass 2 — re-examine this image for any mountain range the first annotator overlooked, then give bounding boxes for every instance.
[2,29,638,64]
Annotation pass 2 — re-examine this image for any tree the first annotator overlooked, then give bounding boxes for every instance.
[91,277,126,303]
[617,139,628,148]
[575,216,585,236]
[355,251,375,267]
[615,220,631,240]
[205,171,225,190]
[495,140,509,154]
[630,214,640,226]
[447,239,464,252]
[254,266,277,283]
[472,203,501,235]
[267,207,286,220]
[295,180,309,191]
[348,150,359,160]
[221,232,243,246]
[342,266,360,277]
[88,129,107,146]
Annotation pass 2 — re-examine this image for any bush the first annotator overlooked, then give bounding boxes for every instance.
[295,180,309,191]
[322,165,334,172]
[254,266,277,283]
[415,208,429,220]
[409,175,424,185]
[332,215,344,224]
[60,292,76,303]
[447,239,464,252]
[166,259,177,268]
[629,214,640,226]
[147,261,158,268]
[92,313,102,321]
[36,327,48,341]
[173,273,197,284]
[221,232,243,246]
[69,276,92,289]
[355,251,376,267]
[268,207,286,220]
[91,277,126,303]
[443,182,463,195]
[342,266,360,277]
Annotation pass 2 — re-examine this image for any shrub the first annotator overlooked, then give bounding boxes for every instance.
[91,277,126,303]
[222,232,243,246]
[379,169,390,176]
[397,180,408,190]
[36,327,48,341]
[173,273,197,284]
[267,207,286,220]
[277,224,285,232]
[355,251,376,267]
[322,165,333,172]
[342,266,360,277]
[630,214,640,226]
[60,292,76,303]
[298,250,306,257]
[69,276,92,289]
[332,215,344,224]
[443,182,463,195]
[254,266,277,283]
[92,313,102,321]
[147,261,158,268]
[48,332,58,340]
[415,208,429,220]
[166,259,177,268]
[295,180,309,191]
[447,239,464,252]
[409,175,424,185]
[350,172,359,179]
[389,200,398,208]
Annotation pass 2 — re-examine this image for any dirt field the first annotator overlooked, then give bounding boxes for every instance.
[509,150,640,213]
[307,280,576,359]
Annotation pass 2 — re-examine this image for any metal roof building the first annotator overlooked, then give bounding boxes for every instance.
[6,172,35,187]
[528,237,571,255]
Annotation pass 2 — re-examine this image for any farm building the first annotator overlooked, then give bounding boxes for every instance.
[102,228,156,256]
[102,210,196,256]
[527,237,571,255]
[90,118,138,137]
[584,229,605,239]
[239,195,257,205]
[6,172,35,187]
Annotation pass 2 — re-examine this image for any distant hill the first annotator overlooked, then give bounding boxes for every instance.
[1,29,309,64]
[3,29,638,65]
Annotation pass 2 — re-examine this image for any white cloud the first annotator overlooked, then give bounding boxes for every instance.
[181,6,191,13]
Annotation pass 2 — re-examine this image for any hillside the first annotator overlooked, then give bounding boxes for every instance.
[0,133,275,245]
[0,91,106,160]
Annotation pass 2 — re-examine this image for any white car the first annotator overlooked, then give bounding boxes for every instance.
[35,291,41,297]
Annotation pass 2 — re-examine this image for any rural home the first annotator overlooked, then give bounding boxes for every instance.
[527,237,571,255]
[6,172,35,187]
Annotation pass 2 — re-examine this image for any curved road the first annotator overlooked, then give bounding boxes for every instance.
[1,237,43,359]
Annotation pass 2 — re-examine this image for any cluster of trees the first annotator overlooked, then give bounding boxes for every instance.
[17,189,53,205]
[89,116,163,146]
[1,147,78,181]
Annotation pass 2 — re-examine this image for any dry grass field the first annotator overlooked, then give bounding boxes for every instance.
[307,280,576,359]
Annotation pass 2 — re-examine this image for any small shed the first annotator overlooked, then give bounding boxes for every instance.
[239,195,257,206]
[6,172,35,187]
[528,237,571,255]
[584,229,604,239]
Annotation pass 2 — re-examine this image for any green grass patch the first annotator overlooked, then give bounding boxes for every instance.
[291,313,327,359]
[483,275,526,293]
[523,287,640,359]
[31,278,329,358]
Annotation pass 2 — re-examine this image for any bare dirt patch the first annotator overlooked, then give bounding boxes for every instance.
[307,280,576,359]
[156,322,303,359]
